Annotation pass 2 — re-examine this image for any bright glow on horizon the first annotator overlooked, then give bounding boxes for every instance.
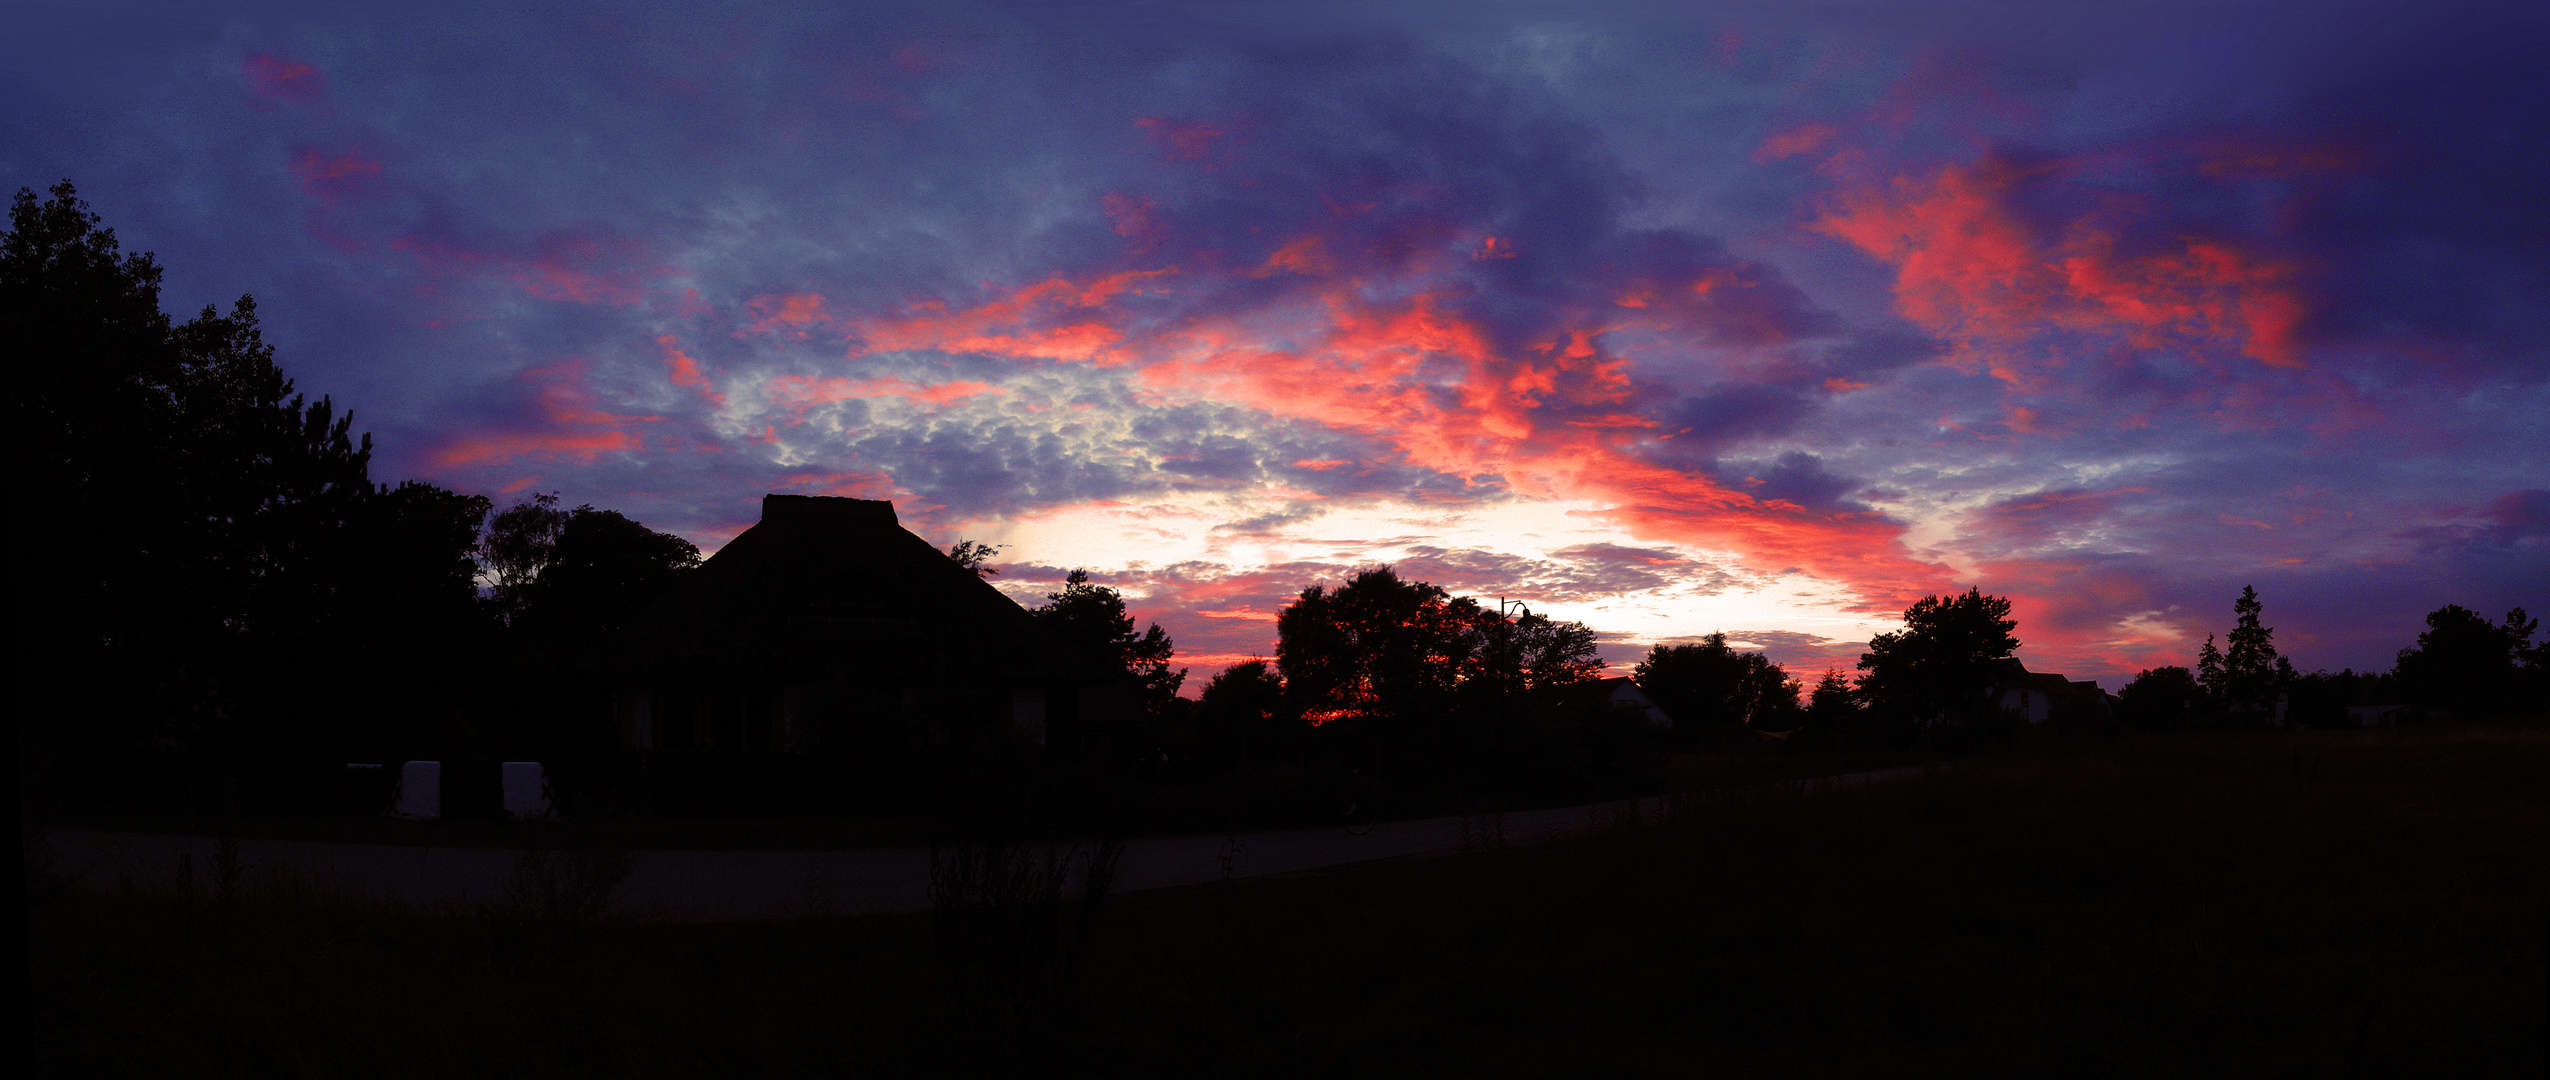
[957,489,1902,679]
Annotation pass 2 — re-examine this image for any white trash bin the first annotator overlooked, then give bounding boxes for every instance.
[394,760,441,819]
[502,761,553,819]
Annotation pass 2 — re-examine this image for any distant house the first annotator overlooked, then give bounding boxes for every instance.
[1585,676,1675,729]
[1986,660,2112,723]
[600,495,1100,755]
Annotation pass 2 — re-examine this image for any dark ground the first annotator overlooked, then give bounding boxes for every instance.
[28,727,2548,1078]
[32,741,1944,850]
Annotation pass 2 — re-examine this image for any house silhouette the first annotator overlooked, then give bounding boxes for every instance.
[602,494,1097,756]
[1985,659,2113,723]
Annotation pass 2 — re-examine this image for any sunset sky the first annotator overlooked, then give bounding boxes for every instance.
[7,1,2543,687]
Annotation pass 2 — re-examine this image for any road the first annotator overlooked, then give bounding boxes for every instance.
[38,766,1942,922]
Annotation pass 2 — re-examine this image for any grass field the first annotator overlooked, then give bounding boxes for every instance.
[30,727,2547,1077]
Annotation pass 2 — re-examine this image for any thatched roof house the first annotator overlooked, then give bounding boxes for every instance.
[602,494,1090,754]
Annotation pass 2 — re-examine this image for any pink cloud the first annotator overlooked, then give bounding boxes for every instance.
[655,335,726,406]
[388,225,667,307]
[290,147,381,206]
[1812,152,2317,388]
[742,292,835,338]
[817,241,1953,610]
[430,358,661,469]
[245,53,324,107]
[1135,116,1230,163]
[1753,122,1838,163]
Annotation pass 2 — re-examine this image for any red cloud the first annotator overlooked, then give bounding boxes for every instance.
[1963,555,2199,681]
[245,53,323,107]
[1135,117,1229,163]
[1813,153,2313,375]
[888,42,938,74]
[1135,292,1942,603]
[655,335,726,407]
[741,292,836,338]
[1753,122,1839,163]
[1255,234,1332,277]
[1195,609,1280,622]
[290,148,381,205]
[851,269,1173,365]
[431,359,662,469]
[390,226,666,307]
[816,235,1952,607]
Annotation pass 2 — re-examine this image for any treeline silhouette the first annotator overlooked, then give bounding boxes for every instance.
[2116,586,2544,729]
[5,182,1654,823]
[1624,586,2056,753]
[21,179,2535,825]
[14,183,488,814]
[1180,567,1639,795]
[10,183,728,817]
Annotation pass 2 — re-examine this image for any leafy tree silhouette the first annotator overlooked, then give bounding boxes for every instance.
[522,508,702,641]
[1275,567,1602,770]
[1198,659,1290,759]
[2118,666,2204,730]
[945,540,1002,579]
[2395,604,2538,715]
[9,182,491,802]
[483,492,700,643]
[485,492,573,623]
[1278,568,1481,733]
[1855,588,2020,725]
[1032,569,1186,716]
[13,181,197,772]
[1632,633,1800,731]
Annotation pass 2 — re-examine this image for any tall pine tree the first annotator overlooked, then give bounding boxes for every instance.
[2199,585,2295,721]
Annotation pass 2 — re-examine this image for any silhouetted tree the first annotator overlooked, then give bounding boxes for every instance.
[2394,605,2538,715]
[2194,636,2225,705]
[1807,669,1858,727]
[8,182,502,802]
[2200,585,2295,720]
[12,182,195,772]
[1031,569,1186,715]
[1474,611,1608,697]
[946,540,1002,579]
[1198,659,1290,759]
[2281,667,2398,729]
[1855,588,2020,724]
[1278,568,1477,732]
[514,506,702,643]
[1274,567,1603,770]
[2117,666,2203,730]
[481,493,700,642]
[484,492,573,623]
[1632,634,1800,731]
